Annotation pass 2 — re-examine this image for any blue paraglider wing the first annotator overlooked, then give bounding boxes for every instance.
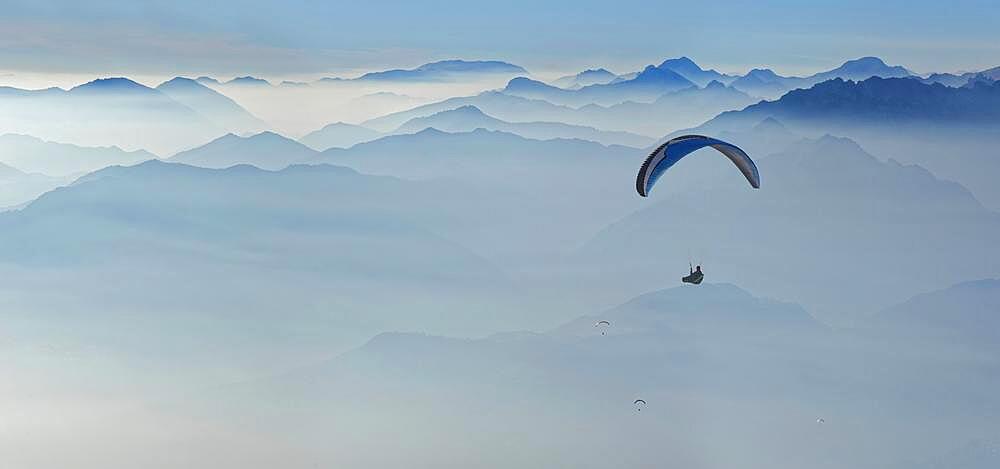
[636,135,760,197]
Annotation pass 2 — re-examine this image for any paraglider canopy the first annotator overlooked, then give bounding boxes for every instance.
[595,320,611,335]
[636,135,760,197]
[633,399,647,411]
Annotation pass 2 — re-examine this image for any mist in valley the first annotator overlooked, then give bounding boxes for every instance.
[1,5,999,467]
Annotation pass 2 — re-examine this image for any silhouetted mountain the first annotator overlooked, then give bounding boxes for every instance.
[362,91,578,132]
[0,77,224,154]
[572,81,756,136]
[0,160,67,207]
[224,76,272,87]
[697,77,1000,131]
[558,283,822,337]
[729,57,913,99]
[505,65,696,106]
[319,128,635,185]
[922,71,978,87]
[963,66,1000,88]
[317,128,639,263]
[0,133,155,176]
[195,76,220,85]
[551,68,617,89]
[657,57,737,87]
[367,80,748,138]
[730,68,792,98]
[299,122,384,150]
[353,60,527,82]
[871,279,1000,345]
[688,77,1000,207]
[807,56,912,83]
[715,117,801,158]
[0,160,507,335]
[170,131,318,170]
[156,77,267,133]
[393,105,653,147]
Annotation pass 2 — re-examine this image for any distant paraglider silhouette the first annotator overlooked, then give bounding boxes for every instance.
[594,320,611,335]
[634,399,647,411]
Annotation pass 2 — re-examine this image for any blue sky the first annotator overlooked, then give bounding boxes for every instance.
[2,0,999,83]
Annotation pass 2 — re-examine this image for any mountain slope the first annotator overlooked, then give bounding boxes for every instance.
[657,57,737,87]
[0,160,509,336]
[0,77,224,154]
[352,60,527,82]
[871,279,1000,344]
[0,161,68,208]
[170,131,318,170]
[689,76,1000,208]
[551,68,617,89]
[504,65,696,106]
[299,122,384,150]
[0,133,155,176]
[362,91,579,132]
[156,77,267,133]
[728,57,914,99]
[393,105,654,147]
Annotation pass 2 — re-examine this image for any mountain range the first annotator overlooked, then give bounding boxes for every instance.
[299,122,385,150]
[155,77,267,133]
[326,60,528,82]
[685,76,1000,209]
[505,65,697,106]
[0,133,155,176]
[170,131,319,170]
[392,105,654,147]
[0,77,230,154]
[551,68,618,89]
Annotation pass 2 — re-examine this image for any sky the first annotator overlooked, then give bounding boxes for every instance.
[1,0,999,88]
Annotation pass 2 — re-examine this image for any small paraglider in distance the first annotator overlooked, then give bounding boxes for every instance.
[634,399,647,411]
[682,264,704,285]
[594,320,611,335]
[635,135,760,197]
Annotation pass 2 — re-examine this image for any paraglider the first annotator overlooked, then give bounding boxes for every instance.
[633,399,647,411]
[682,265,704,285]
[594,320,611,335]
[816,418,825,424]
[635,135,759,197]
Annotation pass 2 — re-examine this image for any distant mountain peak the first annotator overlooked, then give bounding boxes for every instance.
[752,116,788,132]
[633,65,693,85]
[704,80,726,89]
[447,105,486,115]
[225,76,271,86]
[157,77,207,89]
[195,76,220,85]
[814,57,912,80]
[357,60,527,81]
[658,56,698,69]
[70,77,155,94]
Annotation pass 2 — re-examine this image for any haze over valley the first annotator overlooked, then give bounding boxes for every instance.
[2,3,999,467]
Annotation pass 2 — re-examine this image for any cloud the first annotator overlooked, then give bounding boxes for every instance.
[0,19,427,77]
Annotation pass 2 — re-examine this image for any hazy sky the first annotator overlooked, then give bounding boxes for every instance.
[2,0,999,87]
